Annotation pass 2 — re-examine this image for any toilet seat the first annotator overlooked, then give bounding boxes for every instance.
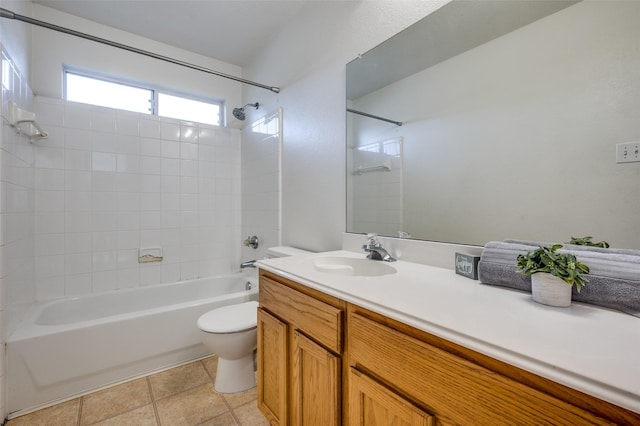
[198,301,258,334]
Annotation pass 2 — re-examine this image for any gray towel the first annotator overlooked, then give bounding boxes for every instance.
[505,239,640,257]
[575,275,640,317]
[481,241,640,281]
[478,261,640,317]
[477,260,531,292]
[558,249,640,281]
[479,241,640,317]
[480,241,539,265]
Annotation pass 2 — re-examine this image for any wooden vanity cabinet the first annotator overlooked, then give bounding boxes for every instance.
[348,305,640,426]
[258,270,640,426]
[349,367,434,426]
[257,270,345,425]
[257,308,288,424]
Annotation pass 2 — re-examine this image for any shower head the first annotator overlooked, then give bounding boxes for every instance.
[232,102,259,121]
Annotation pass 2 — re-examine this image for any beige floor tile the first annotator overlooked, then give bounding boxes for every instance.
[89,404,158,426]
[149,361,212,400]
[201,356,218,380]
[198,412,238,425]
[80,378,151,425]
[6,399,80,426]
[232,401,270,426]
[155,383,228,426]
[220,387,257,409]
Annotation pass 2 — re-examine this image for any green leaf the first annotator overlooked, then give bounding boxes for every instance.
[515,244,589,288]
[567,236,610,248]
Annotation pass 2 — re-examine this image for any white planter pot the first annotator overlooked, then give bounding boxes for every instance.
[531,273,572,307]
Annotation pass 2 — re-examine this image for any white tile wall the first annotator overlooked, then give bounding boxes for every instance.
[350,140,403,237]
[1,47,37,422]
[241,109,282,261]
[32,96,242,299]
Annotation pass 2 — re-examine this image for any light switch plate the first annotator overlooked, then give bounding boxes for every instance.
[616,142,640,163]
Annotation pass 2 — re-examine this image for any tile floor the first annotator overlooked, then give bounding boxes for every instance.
[6,356,270,426]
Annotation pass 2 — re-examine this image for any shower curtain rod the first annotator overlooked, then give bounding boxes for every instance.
[0,7,281,94]
[347,108,402,126]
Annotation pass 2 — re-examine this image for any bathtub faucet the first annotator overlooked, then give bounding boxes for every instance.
[240,260,257,269]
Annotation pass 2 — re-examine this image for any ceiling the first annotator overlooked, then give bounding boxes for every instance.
[32,0,309,67]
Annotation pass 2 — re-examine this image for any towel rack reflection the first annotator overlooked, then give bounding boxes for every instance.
[347,108,402,127]
[7,101,48,141]
[354,160,392,175]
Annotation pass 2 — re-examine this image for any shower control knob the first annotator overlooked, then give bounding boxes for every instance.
[244,236,259,249]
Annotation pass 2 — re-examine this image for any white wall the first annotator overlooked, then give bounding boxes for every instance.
[31,4,242,120]
[350,1,640,248]
[0,0,31,78]
[242,1,448,252]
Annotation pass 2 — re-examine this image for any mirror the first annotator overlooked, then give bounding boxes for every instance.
[346,0,640,248]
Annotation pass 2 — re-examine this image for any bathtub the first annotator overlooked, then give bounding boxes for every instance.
[6,273,258,416]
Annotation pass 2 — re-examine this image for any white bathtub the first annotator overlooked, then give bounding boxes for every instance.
[7,273,258,416]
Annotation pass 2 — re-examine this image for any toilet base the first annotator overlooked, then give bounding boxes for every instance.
[214,354,256,393]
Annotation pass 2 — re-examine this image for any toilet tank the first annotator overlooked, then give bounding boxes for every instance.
[266,246,313,258]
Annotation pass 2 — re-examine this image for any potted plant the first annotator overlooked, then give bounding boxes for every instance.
[516,244,589,307]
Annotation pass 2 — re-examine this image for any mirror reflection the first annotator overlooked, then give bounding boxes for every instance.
[346,0,640,248]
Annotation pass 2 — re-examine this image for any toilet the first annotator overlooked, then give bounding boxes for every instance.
[197,246,312,393]
[197,300,259,393]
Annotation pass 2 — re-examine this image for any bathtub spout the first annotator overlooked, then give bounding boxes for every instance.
[240,260,256,269]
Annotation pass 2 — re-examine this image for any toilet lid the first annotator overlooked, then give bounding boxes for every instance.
[198,301,258,333]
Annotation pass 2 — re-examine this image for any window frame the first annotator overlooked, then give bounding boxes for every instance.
[63,67,225,126]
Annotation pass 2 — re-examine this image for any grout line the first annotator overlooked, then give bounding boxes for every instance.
[77,386,154,426]
[228,402,244,426]
[9,356,239,426]
[200,358,242,425]
[221,397,243,426]
[9,356,214,420]
[76,396,83,426]
[218,393,237,424]
[146,377,162,426]
[200,358,216,383]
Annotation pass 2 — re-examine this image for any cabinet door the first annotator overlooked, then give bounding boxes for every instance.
[257,308,288,426]
[292,330,340,426]
[349,368,434,426]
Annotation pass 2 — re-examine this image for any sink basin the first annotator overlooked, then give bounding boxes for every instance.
[311,256,397,277]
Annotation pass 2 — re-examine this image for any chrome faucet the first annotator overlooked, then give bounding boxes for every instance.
[240,260,257,269]
[362,233,396,262]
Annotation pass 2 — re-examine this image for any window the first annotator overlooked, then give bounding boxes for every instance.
[64,69,223,126]
[157,93,220,126]
[357,138,402,157]
[65,72,153,114]
[250,112,279,136]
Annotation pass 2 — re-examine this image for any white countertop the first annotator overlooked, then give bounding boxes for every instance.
[257,250,640,414]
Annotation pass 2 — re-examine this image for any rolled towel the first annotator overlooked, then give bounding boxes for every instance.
[503,239,553,248]
[558,249,640,281]
[573,275,640,318]
[478,261,640,317]
[479,241,537,265]
[505,239,640,257]
[479,241,640,317]
[481,241,640,281]
[477,260,531,292]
